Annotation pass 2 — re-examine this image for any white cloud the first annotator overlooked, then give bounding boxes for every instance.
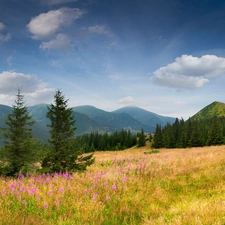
[151,55,225,89]
[88,25,112,36]
[27,7,84,40]
[119,96,136,106]
[0,22,11,44]
[7,56,13,67]
[40,33,73,51]
[0,33,11,43]
[0,71,54,105]
[42,0,78,5]
[0,22,5,31]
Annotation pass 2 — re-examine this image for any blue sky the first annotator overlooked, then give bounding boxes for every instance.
[1,0,225,119]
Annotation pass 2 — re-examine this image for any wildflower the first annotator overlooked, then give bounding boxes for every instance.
[18,173,24,179]
[84,189,88,194]
[112,184,117,190]
[43,203,48,209]
[59,187,64,193]
[93,193,97,201]
[22,201,26,206]
[9,184,15,189]
[123,176,127,182]
[106,195,110,201]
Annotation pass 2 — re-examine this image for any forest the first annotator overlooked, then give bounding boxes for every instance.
[152,116,225,148]
[73,129,146,153]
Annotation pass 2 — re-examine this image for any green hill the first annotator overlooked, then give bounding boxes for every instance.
[113,106,176,127]
[191,101,225,120]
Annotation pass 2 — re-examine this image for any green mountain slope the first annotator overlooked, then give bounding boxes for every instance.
[191,101,225,120]
[74,105,154,132]
[113,106,176,127]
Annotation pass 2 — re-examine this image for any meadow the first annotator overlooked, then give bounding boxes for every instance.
[1,144,225,225]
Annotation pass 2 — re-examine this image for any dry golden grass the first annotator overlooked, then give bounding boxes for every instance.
[1,144,225,224]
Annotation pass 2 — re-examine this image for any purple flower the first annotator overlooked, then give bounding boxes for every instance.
[59,187,64,193]
[43,203,48,209]
[123,176,127,182]
[112,184,117,190]
[18,174,24,179]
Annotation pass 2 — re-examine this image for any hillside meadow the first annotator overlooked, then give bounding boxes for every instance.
[1,144,225,224]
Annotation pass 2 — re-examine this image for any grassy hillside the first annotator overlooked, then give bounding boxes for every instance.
[1,145,225,224]
[191,101,225,120]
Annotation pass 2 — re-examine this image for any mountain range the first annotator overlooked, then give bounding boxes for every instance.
[0,104,176,144]
[1,101,224,145]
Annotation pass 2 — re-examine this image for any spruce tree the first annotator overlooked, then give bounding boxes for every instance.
[0,89,36,177]
[137,129,146,147]
[41,89,94,173]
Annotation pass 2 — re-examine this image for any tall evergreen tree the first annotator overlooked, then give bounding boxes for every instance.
[137,129,146,147]
[0,89,36,177]
[41,89,94,173]
[152,124,163,148]
[207,116,224,145]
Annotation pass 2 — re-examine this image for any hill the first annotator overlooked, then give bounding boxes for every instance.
[113,106,176,127]
[191,101,225,120]
[74,105,154,132]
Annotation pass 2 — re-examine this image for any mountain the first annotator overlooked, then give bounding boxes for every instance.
[74,105,153,132]
[0,103,177,145]
[191,101,225,120]
[113,106,176,127]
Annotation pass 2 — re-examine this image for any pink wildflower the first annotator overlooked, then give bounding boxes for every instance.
[112,184,117,190]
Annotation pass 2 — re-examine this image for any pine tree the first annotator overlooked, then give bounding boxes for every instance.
[0,89,36,177]
[137,129,146,147]
[41,89,94,173]
[152,124,163,148]
[207,116,224,146]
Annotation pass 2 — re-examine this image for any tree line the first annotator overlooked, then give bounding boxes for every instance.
[152,117,225,148]
[74,128,146,153]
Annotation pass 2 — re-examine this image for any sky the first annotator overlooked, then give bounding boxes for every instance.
[1,0,225,119]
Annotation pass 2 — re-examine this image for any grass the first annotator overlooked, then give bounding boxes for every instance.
[1,144,225,224]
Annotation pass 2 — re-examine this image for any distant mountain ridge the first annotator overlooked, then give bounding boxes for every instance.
[0,103,177,144]
[191,101,225,120]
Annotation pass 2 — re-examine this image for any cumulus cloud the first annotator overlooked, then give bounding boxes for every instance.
[0,71,54,105]
[151,55,225,89]
[27,7,84,40]
[119,96,136,105]
[0,22,5,31]
[40,33,73,51]
[87,25,112,36]
[42,0,78,5]
[0,22,11,44]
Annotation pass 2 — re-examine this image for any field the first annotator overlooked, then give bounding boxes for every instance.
[1,144,225,225]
